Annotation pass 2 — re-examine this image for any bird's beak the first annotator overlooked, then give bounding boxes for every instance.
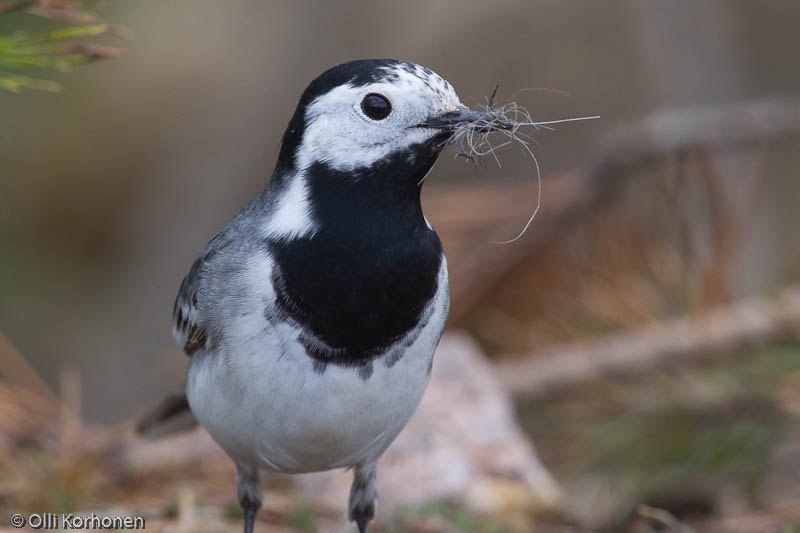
[416,106,511,133]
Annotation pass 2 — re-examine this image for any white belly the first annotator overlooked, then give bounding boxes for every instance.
[186,259,449,473]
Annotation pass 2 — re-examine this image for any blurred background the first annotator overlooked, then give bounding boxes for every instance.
[2,1,800,531]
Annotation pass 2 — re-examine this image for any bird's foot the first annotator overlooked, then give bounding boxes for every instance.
[349,463,377,533]
[243,504,258,533]
[236,463,262,533]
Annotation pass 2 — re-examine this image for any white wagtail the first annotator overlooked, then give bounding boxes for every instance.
[145,59,508,533]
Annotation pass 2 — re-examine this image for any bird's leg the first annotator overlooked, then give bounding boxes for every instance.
[348,462,378,533]
[236,463,262,533]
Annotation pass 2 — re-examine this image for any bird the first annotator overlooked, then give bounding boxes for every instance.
[143,59,504,533]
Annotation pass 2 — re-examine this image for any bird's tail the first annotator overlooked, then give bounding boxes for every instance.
[135,388,197,438]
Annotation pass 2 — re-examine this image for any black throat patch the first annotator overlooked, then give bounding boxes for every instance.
[267,144,445,376]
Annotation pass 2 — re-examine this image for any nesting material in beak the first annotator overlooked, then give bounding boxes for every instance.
[419,90,599,244]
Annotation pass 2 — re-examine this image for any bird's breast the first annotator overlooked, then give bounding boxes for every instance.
[186,258,449,473]
[266,159,445,371]
[269,231,443,371]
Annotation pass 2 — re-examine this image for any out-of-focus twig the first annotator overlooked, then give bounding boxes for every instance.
[59,363,82,456]
[495,285,800,402]
[638,504,694,533]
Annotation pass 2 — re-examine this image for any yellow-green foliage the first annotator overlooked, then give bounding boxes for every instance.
[0,1,121,93]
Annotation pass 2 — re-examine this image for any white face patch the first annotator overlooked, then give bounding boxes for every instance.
[295,64,462,172]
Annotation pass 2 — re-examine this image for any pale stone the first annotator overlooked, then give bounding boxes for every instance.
[294,331,562,521]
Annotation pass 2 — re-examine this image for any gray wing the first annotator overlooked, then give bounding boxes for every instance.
[172,256,208,356]
[171,194,272,356]
[171,210,262,356]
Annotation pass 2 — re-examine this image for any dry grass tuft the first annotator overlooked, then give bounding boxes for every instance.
[446,88,598,243]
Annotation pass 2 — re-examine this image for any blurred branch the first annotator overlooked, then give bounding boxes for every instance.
[58,363,82,456]
[637,504,694,533]
[445,96,800,321]
[0,0,125,93]
[496,285,800,402]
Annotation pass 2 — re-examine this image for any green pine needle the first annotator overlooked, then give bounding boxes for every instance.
[0,2,121,94]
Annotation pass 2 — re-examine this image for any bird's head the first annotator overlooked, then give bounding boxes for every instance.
[275,59,496,176]
[262,59,509,241]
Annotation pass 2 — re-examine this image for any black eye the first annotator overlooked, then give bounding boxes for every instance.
[361,93,392,120]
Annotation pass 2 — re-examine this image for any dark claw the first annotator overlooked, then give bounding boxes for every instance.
[243,505,258,533]
[356,518,369,533]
